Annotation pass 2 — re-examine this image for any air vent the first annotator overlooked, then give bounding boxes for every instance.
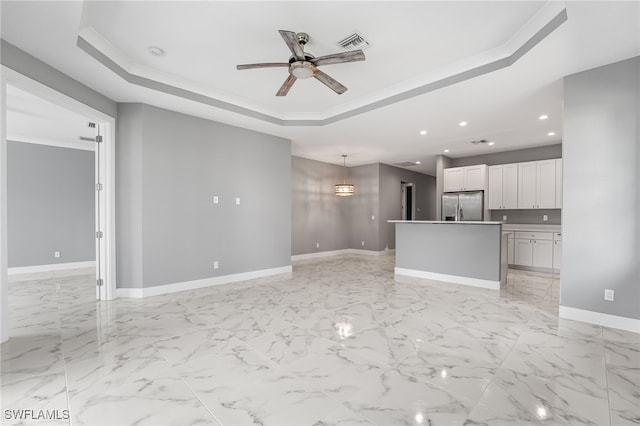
[337,31,370,51]
[394,162,419,167]
[471,139,488,145]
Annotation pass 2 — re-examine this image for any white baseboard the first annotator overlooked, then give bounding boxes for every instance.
[8,261,96,275]
[395,267,501,290]
[559,306,640,334]
[291,248,394,262]
[116,265,292,299]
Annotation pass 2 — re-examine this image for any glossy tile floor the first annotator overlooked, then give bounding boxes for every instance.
[2,255,639,425]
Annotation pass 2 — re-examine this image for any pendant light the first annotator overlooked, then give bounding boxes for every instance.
[335,154,355,196]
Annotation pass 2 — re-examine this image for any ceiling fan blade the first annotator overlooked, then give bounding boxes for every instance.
[314,70,347,94]
[279,30,306,61]
[311,50,366,67]
[276,74,297,96]
[236,63,290,70]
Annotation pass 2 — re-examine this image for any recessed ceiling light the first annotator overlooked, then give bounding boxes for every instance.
[415,161,421,165]
[548,131,556,136]
[420,130,427,135]
[148,46,165,56]
[539,115,548,120]
[459,121,467,127]
[444,149,450,153]
[488,141,495,146]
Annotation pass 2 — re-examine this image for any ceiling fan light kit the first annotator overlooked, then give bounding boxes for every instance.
[236,30,366,96]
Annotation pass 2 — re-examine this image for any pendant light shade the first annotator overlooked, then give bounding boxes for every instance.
[335,155,355,196]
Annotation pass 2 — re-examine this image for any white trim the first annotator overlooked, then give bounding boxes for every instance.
[394,267,501,290]
[559,306,640,334]
[291,248,395,262]
[8,261,96,275]
[116,265,292,299]
[7,134,95,151]
[291,249,352,261]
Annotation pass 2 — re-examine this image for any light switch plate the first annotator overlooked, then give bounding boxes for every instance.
[214,261,219,270]
[236,198,241,205]
[213,196,219,204]
[54,251,60,258]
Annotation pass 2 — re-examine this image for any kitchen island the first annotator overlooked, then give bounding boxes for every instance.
[389,220,507,290]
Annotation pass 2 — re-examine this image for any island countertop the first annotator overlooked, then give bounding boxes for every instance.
[388,220,504,225]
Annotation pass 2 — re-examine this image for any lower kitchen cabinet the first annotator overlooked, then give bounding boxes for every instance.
[553,232,562,271]
[513,232,553,269]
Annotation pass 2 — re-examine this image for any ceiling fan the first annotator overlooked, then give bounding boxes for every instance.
[236,30,366,96]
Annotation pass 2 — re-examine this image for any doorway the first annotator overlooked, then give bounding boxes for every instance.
[1,68,116,342]
[401,182,415,220]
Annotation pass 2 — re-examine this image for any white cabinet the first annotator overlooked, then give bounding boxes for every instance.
[505,232,515,265]
[513,232,553,268]
[488,164,518,209]
[443,165,487,192]
[517,160,557,209]
[553,232,562,271]
[555,159,563,209]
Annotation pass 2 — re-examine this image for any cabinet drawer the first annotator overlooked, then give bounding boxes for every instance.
[514,231,553,240]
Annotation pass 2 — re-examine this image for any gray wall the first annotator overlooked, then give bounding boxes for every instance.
[7,142,95,267]
[291,156,349,256]
[347,163,380,251]
[490,209,561,225]
[449,144,562,167]
[562,56,639,320]
[117,104,291,288]
[378,163,436,250]
[1,40,117,118]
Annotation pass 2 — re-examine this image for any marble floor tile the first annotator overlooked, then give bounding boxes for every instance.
[1,256,638,425]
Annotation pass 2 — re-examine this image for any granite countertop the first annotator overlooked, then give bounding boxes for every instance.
[388,220,504,225]
[502,224,562,232]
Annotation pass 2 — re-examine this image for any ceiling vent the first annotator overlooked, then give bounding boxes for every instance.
[394,161,419,167]
[471,139,489,145]
[337,31,370,51]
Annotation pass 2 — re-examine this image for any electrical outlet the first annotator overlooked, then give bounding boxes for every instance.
[213,196,219,204]
[371,215,375,220]
[214,261,219,270]
[316,242,320,248]
[604,289,614,301]
[502,215,507,221]
[543,215,549,221]
[236,197,241,205]
[54,251,61,258]
[361,241,365,246]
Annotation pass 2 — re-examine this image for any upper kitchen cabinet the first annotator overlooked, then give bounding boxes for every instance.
[518,160,557,209]
[443,164,487,192]
[488,164,518,209]
[555,158,562,208]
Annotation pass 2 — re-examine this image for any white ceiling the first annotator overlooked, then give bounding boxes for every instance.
[2,1,639,174]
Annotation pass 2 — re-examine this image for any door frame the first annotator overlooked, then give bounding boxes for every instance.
[401,182,415,220]
[1,67,117,341]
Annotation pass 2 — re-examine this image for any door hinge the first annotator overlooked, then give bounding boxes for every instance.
[96,183,103,191]
[96,231,103,239]
[96,278,104,287]
[95,135,103,143]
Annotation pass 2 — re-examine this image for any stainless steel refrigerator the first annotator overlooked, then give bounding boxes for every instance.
[442,191,484,221]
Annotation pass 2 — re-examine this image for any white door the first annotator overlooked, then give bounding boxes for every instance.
[464,165,486,191]
[443,168,463,192]
[514,239,533,266]
[503,164,518,209]
[533,239,554,268]
[536,160,557,209]
[518,162,537,209]
[488,165,503,209]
